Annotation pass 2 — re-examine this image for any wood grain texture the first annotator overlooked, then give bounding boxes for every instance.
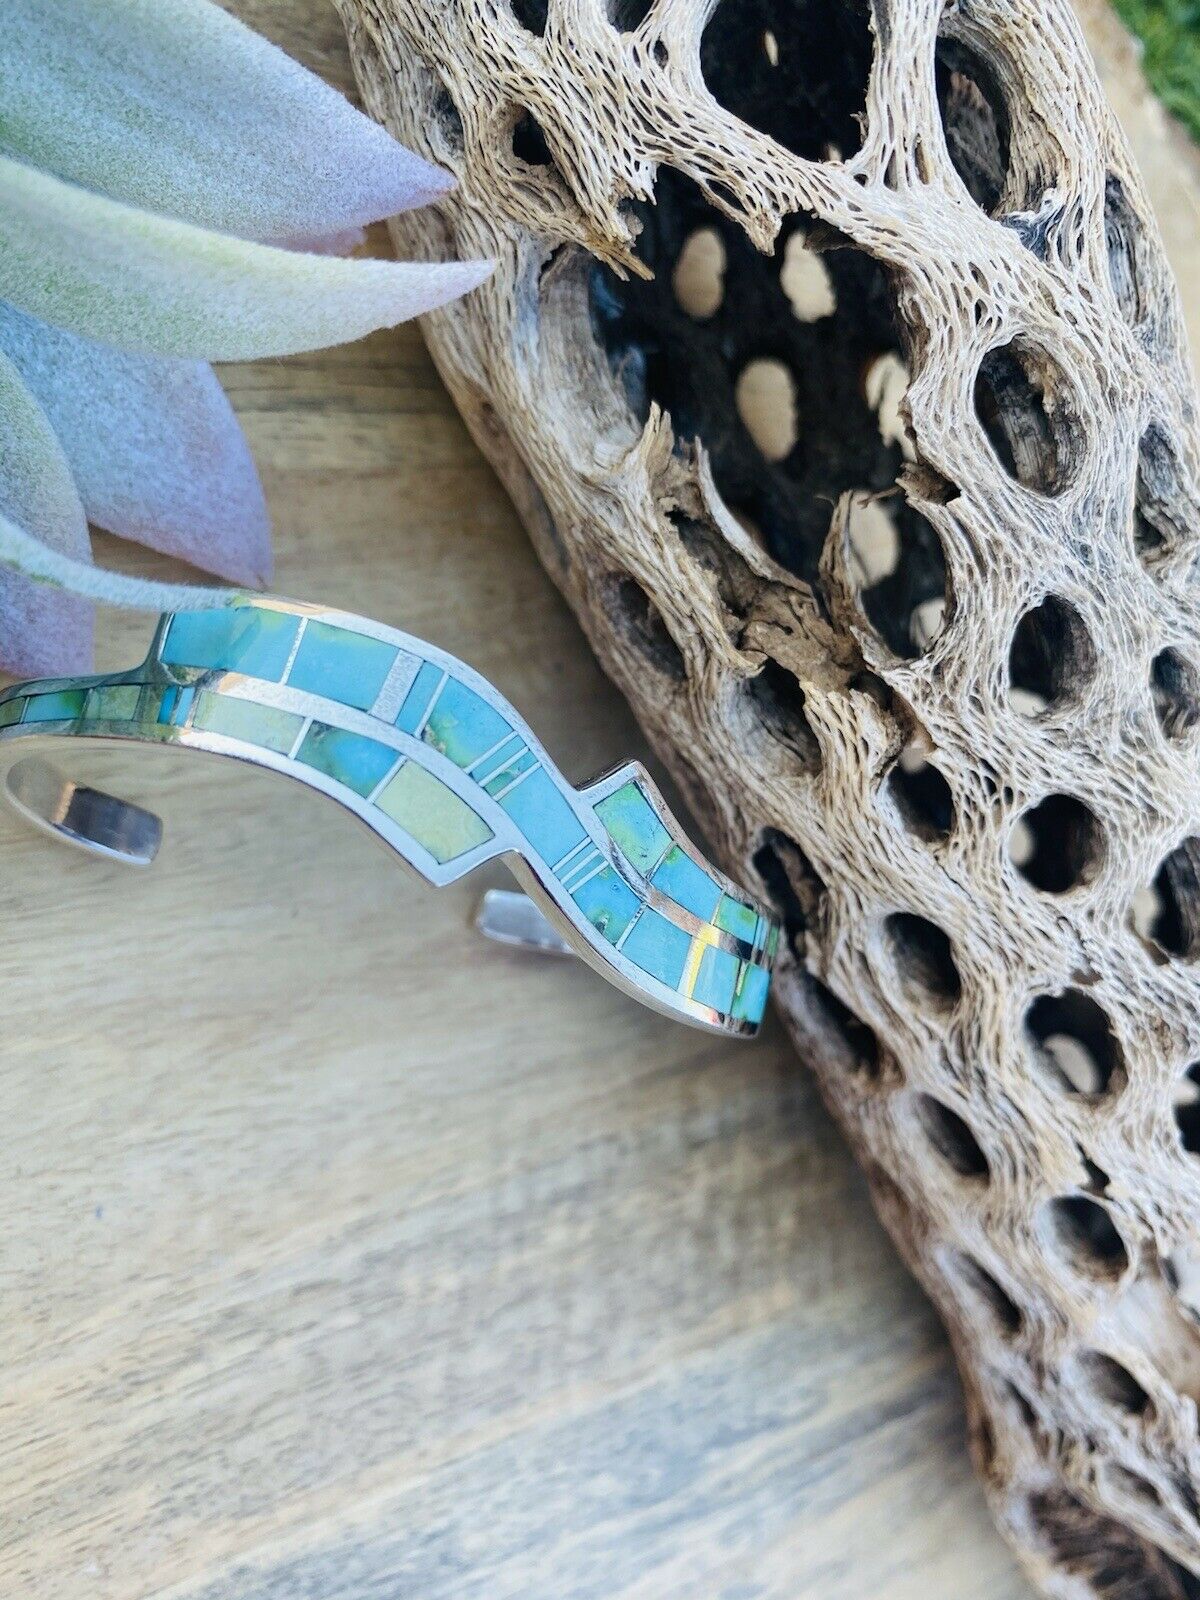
[9,2,1169,1595]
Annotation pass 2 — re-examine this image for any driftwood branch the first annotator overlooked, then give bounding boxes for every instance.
[336,0,1200,1590]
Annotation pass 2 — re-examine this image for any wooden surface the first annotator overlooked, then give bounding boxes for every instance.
[7,3,1190,1595]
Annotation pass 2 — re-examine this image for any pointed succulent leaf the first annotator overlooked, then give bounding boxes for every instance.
[0,157,493,361]
[0,0,452,242]
[0,347,94,674]
[0,303,270,587]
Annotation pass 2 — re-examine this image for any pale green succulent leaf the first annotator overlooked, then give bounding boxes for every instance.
[0,505,238,615]
[0,0,452,242]
[0,302,270,587]
[0,156,494,361]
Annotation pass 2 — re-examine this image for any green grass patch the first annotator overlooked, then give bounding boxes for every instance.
[1112,0,1200,143]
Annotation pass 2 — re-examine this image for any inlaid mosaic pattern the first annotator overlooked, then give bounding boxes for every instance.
[0,600,778,1030]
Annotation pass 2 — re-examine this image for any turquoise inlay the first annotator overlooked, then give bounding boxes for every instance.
[25,690,86,723]
[296,722,397,798]
[422,676,513,769]
[287,620,397,712]
[572,863,641,944]
[374,760,494,863]
[395,659,446,733]
[651,845,722,923]
[715,893,759,944]
[621,907,692,990]
[481,746,537,796]
[87,685,141,722]
[163,606,300,682]
[594,781,671,877]
[0,697,24,729]
[765,922,781,961]
[157,685,195,726]
[496,767,587,865]
[732,960,771,1024]
[692,943,740,1014]
[191,691,304,754]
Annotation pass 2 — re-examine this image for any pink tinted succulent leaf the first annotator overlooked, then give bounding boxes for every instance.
[0,348,94,675]
[0,0,453,242]
[0,303,271,587]
[0,157,494,361]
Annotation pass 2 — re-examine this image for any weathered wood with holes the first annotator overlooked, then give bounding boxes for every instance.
[0,5,1036,1598]
[336,0,1200,1591]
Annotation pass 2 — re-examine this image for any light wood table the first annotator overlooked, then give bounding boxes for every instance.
[9,2,1191,1593]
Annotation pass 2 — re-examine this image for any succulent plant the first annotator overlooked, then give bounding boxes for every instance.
[0,0,490,675]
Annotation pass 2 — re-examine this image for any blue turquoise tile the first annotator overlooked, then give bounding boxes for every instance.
[395,660,446,734]
[692,943,740,1015]
[287,621,397,711]
[24,690,86,723]
[422,676,513,769]
[296,722,397,797]
[162,606,300,681]
[594,781,671,876]
[481,746,537,796]
[572,863,640,945]
[156,685,196,726]
[651,846,722,923]
[495,767,587,865]
[732,960,771,1025]
[715,893,760,945]
[621,908,692,990]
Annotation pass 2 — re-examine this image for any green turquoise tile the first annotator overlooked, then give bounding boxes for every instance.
[296,722,397,797]
[162,606,300,681]
[620,907,692,989]
[24,690,86,723]
[422,676,513,769]
[651,846,722,923]
[87,685,141,723]
[191,691,304,754]
[765,922,780,960]
[594,780,671,876]
[715,893,760,944]
[0,697,25,729]
[732,960,771,1024]
[691,943,740,1015]
[395,660,446,734]
[375,760,493,863]
[572,863,640,944]
[496,767,587,864]
[287,620,396,711]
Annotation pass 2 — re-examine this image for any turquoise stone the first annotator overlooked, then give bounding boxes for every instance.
[374,760,494,863]
[287,620,397,711]
[422,676,513,769]
[191,691,304,754]
[24,689,86,723]
[496,767,587,865]
[87,685,141,722]
[162,606,300,682]
[394,659,445,734]
[594,781,671,876]
[620,907,692,989]
[732,960,771,1024]
[651,845,722,923]
[572,863,640,944]
[715,893,760,945]
[481,745,536,796]
[156,685,196,726]
[296,722,397,797]
[0,697,24,729]
[691,943,740,1015]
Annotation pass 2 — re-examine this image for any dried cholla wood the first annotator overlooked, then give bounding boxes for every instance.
[336,0,1200,1590]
